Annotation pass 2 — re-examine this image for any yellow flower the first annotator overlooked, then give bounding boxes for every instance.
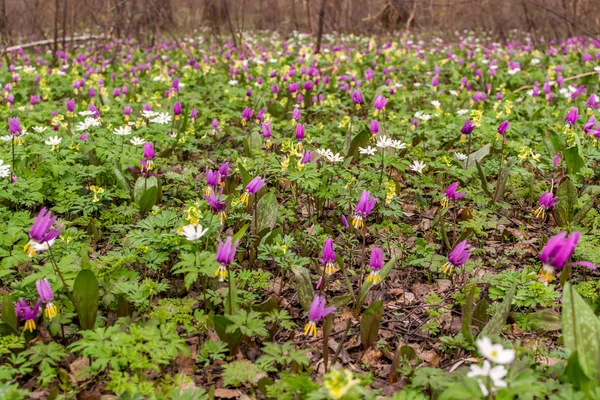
[323,369,361,400]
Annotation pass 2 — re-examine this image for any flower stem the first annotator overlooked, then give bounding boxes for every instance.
[48,246,77,310]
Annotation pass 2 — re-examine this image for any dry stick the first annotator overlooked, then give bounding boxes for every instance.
[513,71,598,93]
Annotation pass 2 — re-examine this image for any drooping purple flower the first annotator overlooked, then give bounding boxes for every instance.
[66,98,75,113]
[370,120,379,135]
[441,182,466,207]
[212,118,219,132]
[262,122,272,142]
[587,94,599,110]
[205,169,221,194]
[565,107,578,126]
[218,162,229,178]
[292,107,301,122]
[36,278,58,319]
[341,215,349,229]
[15,299,40,332]
[320,238,337,275]
[241,176,265,205]
[190,107,198,120]
[534,192,557,219]
[123,106,132,116]
[461,118,476,135]
[241,107,254,124]
[272,84,279,98]
[8,117,21,136]
[373,94,388,113]
[304,294,336,337]
[79,132,89,141]
[256,108,266,123]
[441,240,472,274]
[350,89,364,108]
[173,102,182,117]
[300,150,313,164]
[89,103,100,118]
[582,116,597,134]
[352,190,377,228]
[295,123,305,141]
[204,188,227,223]
[538,231,595,284]
[143,142,155,160]
[25,208,63,257]
[497,120,509,142]
[431,75,439,88]
[215,236,239,281]
[367,247,384,284]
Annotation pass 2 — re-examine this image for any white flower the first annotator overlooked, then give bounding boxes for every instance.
[142,110,158,119]
[391,140,407,150]
[0,135,12,142]
[431,100,441,107]
[179,224,209,241]
[476,337,515,365]
[25,239,56,256]
[467,360,508,397]
[76,117,101,131]
[594,66,600,72]
[316,148,333,159]
[359,146,377,155]
[457,109,469,116]
[228,79,239,86]
[414,111,432,121]
[531,58,540,65]
[329,153,344,163]
[78,110,94,116]
[150,112,172,125]
[45,136,62,147]
[113,126,132,136]
[455,152,468,161]
[130,137,146,146]
[376,135,394,149]
[32,126,48,133]
[449,90,459,96]
[507,68,520,75]
[410,160,426,174]
[0,160,10,178]
[413,82,421,87]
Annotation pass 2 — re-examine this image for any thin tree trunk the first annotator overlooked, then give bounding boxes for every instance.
[52,0,60,67]
[305,0,313,33]
[291,0,299,31]
[61,0,67,50]
[222,0,238,48]
[314,0,326,53]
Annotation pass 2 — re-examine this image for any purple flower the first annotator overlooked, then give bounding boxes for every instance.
[431,75,439,87]
[205,169,221,194]
[79,132,89,141]
[582,116,597,134]
[370,119,379,135]
[461,118,476,135]
[374,94,388,113]
[256,108,266,123]
[173,102,182,117]
[219,162,229,178]
[123,106,132,116]
[341,215,349,229]
[36,278,58,319]
[441,182,466,207]
[497,120,509,141]
[66,98,75,113]
[128,159,162,178]
[587,94,599,110]
[304,294,336,337]
[292,107,301,121]
[241,107,254,125]
[241,176,265,205]
[553,153,561,168]
[320,238,337,275]
[352,190,377,228]
[534,192,557,219]
[8,117,21,135]
[262,122,272,144]
[215,236,239,281]
[565,108,578,126]
[204,188,227,222]
[367,247,384,284]
[190,107,198,120]
[300,150,313,164]
[89,103,100,118]
[212,118,219,132]
[272,84,279,97]
[442,240,471,274]
[25,208,63,257]
[295,123,305,141]
[350,89,364,108]
[15,299,40,332]
[538,231,595,284]
[143,142,155,160]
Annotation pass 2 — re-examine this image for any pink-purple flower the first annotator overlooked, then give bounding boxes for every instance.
[15,299,40,332]
[441,240,472,274]
[215,236,239,281]
[352,190,377,228]
[320,238,337,275]
[367,247,384,284]
[304,294,336,337]
[36,278,58,319]
[534,192,557,219]
[24,208,63,257]
[538,231,595,284]
[441,182,466,208]
[241,176,265,205]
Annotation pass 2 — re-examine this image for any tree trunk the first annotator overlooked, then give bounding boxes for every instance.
[314,0,326,53]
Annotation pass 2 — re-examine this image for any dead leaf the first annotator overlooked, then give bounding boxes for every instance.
[214,388,241,399]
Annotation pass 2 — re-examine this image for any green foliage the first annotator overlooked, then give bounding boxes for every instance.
[226,309,268,338]
[197,340,228,367]
[221,360,264,387]
[487,268,560,308]
[23,342,68,387]
[150,298,196,325]
[257,342,309,370]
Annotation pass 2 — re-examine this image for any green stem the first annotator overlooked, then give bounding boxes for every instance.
[48,246,77,310]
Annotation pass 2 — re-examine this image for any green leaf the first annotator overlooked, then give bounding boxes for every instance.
[329,294,352,310]
[563,146,584,176]
[238,162,251,186]
[346,130,370,158]
[464,144,490,169]
[461,286,476,343]
[480,284,515,337]
[565,351,595,393]
[214,315,241,355]
[493,159,517,204]
[133,176,159,204]
[112,161,131,193]
[138,186,158,217]
[224,271,239,315]
[1,294,17,330]
[475,161,491,199]
[555,177,578,226]
[73,269,100,330]
[562,283,600,381]
[0,322,18,337]
[256,192,279,232]
[360,300,384,350]
[572,195,597,226]
[80,246,91,270]
[232,224,249,244]
[528,309,561,332]
[292,265,314,312]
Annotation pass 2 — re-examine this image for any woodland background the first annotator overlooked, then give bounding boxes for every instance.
[0,0,599,48]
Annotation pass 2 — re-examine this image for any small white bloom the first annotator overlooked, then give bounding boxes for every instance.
[130,137,145,146]
[376,135,394,149]
[228,79,239,86]
[142,110,158,119]
[507,68,520,75]
[359,146,377,155]
[594,66,600,72]
[531,58,540,65]
[316,148,333,159]
[467,360,508,397]
[455,152,468,161]
[410,160,426,174]
[113,126,132,136]
[78,110,94,116]
[0,135,12,142]
[449,90,459,96]
[391,140,407,150]
[329,153,345,163]
[179,224,209,241]
[150,112,172,125]
[32,126,48,133]
[413,82,421,87]
[0,160,10,178]
[414,111,432,121]
[431,100,441,107]
[476,337,515,365]
[457,109,469,116]
[45,136,62,147]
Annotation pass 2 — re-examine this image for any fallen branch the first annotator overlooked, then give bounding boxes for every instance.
[4,35,109,52]
[513,70,598,93]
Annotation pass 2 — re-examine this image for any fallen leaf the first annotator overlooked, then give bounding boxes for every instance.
[214,388,241,399]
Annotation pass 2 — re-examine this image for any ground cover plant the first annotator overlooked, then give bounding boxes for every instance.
[0,30,600,399]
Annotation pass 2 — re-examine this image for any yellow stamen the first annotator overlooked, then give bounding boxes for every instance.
[534,206,546,219]
[324,262,338,275]
[23,243,36,257]
[45,303,58,320]
[215,265,228,282]
[303,321,317,337]
[441,263,454,274]
[240,191,250,206]
[367,271,382,284]
[538,265,555,285]
[218,211,227,223]
[352,215,364,228]
[205,187,212,196]
[24,319,36,332]
[440,197,449,208]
